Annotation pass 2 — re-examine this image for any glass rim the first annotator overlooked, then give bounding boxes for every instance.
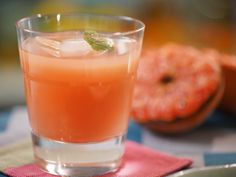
[16,13,145,36]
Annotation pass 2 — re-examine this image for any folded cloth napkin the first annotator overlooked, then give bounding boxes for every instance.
[5,141,192,177]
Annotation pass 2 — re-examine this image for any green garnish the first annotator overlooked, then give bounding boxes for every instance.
[83,30,113,51]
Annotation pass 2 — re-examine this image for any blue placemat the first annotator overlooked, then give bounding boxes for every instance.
[0,110,11,132]
[127,120,143,143]
[204,153,236,166]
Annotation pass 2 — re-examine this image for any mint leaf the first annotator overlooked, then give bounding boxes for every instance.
[83,30,113,51]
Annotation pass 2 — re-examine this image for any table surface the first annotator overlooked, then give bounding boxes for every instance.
[0,106,236,170]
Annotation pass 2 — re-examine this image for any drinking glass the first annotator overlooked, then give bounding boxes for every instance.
[16,13,144,176]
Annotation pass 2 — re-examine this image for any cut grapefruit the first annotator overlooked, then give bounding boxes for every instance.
[132,44,224,134]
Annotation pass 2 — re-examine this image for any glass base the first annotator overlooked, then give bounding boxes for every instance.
[31,132,125,177]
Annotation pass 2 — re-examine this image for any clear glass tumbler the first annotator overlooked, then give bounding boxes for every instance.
[16,13,144,176]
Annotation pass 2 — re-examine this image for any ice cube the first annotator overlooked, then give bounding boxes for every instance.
[35,36,60,50]
[34,36,113,58]
[35,37,61,57]
[60,39,92,57]
[40,46,61,57]
[116,38,136,55]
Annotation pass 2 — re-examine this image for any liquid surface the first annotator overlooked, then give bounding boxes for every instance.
[20,32,139,142]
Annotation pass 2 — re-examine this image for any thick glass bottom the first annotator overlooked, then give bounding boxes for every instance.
[31,132,125,177]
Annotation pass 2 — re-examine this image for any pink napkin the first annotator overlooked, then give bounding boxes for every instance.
[5,141,192,177]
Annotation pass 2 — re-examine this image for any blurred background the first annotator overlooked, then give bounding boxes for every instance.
[1,0,236,108]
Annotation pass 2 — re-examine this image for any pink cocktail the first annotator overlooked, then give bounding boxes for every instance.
[16,14,144,176]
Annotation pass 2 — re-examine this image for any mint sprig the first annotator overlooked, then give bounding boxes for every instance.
[83,30,113,52]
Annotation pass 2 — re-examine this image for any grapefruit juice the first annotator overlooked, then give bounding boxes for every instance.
[20,35,138,143]
[16,13,144,176]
